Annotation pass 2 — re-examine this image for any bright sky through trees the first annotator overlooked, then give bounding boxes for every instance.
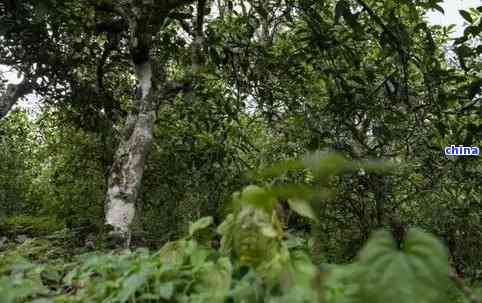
[425,0,480,36]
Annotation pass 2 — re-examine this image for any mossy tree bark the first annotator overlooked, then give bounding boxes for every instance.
[103,0,194,246]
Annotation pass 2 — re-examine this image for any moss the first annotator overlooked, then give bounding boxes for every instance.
[0,215,65,237]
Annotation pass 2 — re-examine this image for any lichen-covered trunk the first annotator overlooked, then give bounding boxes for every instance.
[104,61,155,243]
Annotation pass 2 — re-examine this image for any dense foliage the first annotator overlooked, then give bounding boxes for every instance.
[0,0,480,302]
[0,196,473,303]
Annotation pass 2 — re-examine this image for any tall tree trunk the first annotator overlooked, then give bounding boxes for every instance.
[104,60,156,245]
[103,0,196,246]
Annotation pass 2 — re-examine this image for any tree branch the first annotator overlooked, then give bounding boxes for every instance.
[0,79,33,120]
[191,0,207,73]
[354,0,421,67]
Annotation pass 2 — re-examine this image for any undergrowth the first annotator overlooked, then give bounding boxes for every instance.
[0,154,479,303]
[1,213,479,303]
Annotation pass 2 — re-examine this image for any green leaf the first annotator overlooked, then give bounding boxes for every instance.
[432,5,444,14]
[464,25,480,37]
[260,225,278,237]
[40,268,62,284]
[239,185,277,212]
[459,10,473,23]
[199,257,232,293]
[446,24,455,31]
[302,152,350,180]
[271,184,330,202]
[158,282,175,300]
[257,158,304,178]
[189,216,213,236]
[455,45,472,58]
[355,228,450,303]
[287,199,317,221]
[453,36,468,45]
[190,247,210,268]
[115,270,150,303]
[158,241,186,266]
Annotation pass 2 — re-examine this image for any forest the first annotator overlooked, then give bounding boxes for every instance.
[0,0,481,302]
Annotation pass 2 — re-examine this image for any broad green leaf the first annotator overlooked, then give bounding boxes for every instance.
[354,159,396,174]
[238,185,277,211]
[355,228,450,303]
[158,240,187,267]
[189,216,213,236]
[40,268,62,284]
[115,270,150,303]
[455,45,472,58]
[190,247,210,268]
[302,152,350,180]
[287,199,317,221]
[257,152,393,184]
[459,10,473,23]
[433,5,444,14]
[271,184,331,202]
[257,159,304,178]
[464,25,480,37]
[158,282,175,300]
[0,277,48,303]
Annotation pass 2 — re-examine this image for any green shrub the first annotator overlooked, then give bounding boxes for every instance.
[0,208,474,303]
[0,215,65,237]
[0,153,477,303]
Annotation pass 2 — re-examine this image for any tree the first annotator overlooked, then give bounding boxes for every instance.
[1,0,480,259]
[1,0,204,243]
